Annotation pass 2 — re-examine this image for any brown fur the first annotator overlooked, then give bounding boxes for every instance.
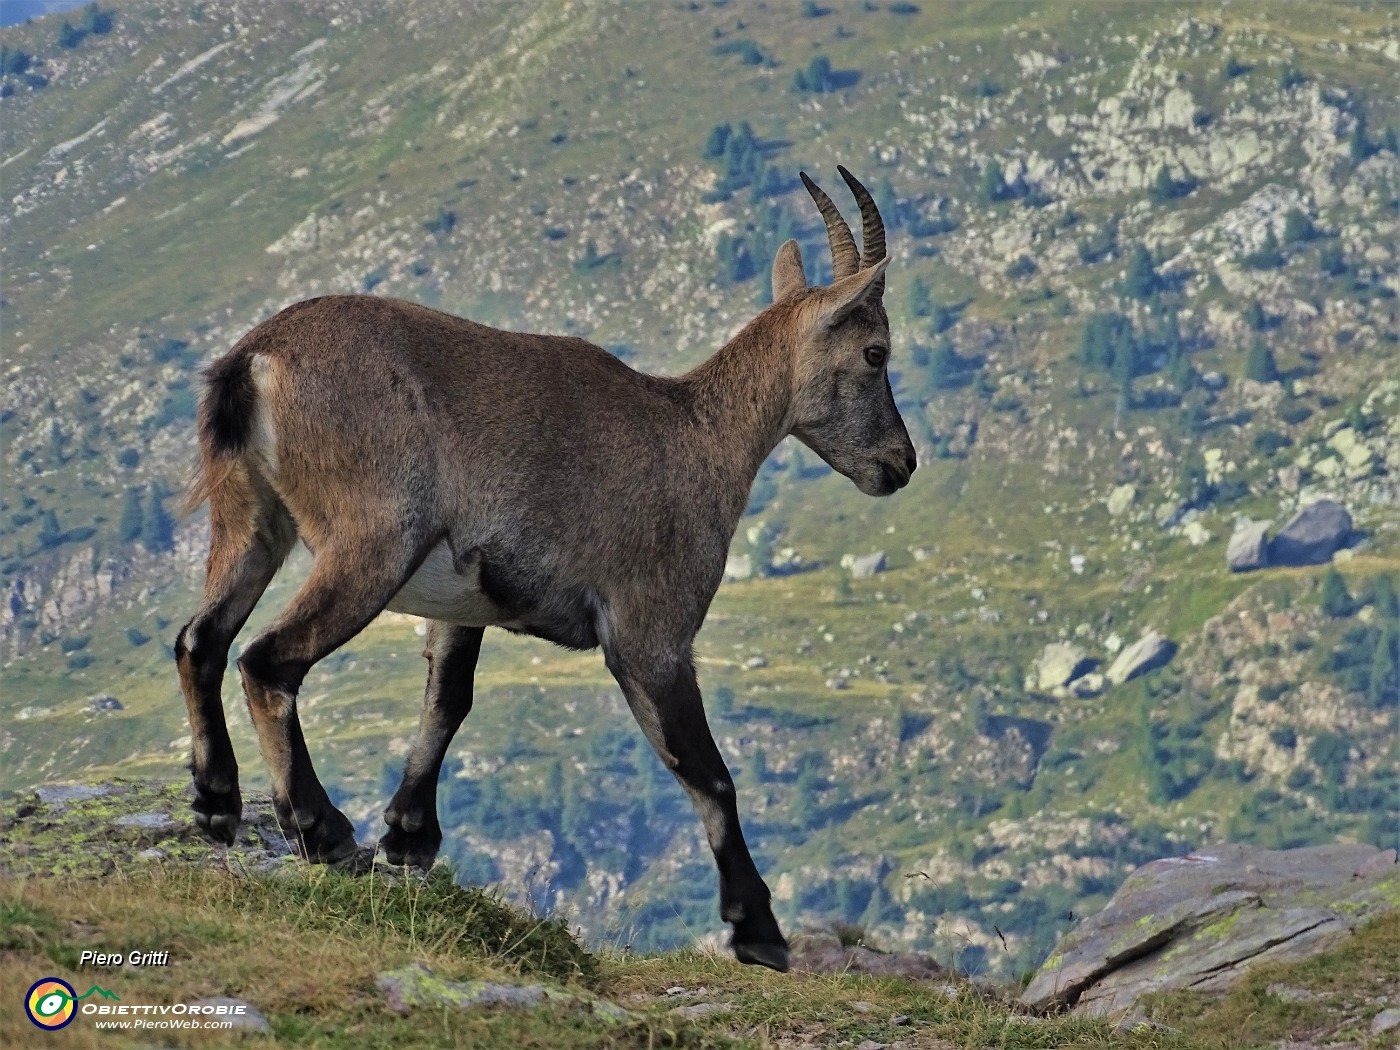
[177,170,916,971]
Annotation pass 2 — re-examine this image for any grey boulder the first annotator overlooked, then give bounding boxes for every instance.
[1267,499,1352,567]
[1225,520,1271,573]
[1105,630,1175,685]
[1022,843,1399,1017]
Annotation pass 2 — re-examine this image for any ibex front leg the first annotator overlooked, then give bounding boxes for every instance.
[606,642,789,971]
[383,621,485,868]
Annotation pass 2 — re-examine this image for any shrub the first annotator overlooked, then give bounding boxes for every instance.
[1318,242,1348,277]
[82,3,115,34]
[1367,626,1399,709]
[1268,726,1297,749]
[1005,254,1037,279]
[1252,430,1291,456]
[0,45,31,76]
[58,21,86,49]
[1319,568,1353,618]
[423,207,456,235]
[1244,339,1279,383]
[1120,244,1160,300]
[118,486,144,542]
[1245,300,1268,331]
[973,75,1000,98]
[791,55,834,93]
[1279,64,1305,90]
[979,159,1006,204]
[1282,208,1316,245]
[1242,229,1284,269]
[703,122,731,158]
[1222,55,1250,79]
[1279,402,1313,425]
[1149,164,1195,204]
[142,485,176,554]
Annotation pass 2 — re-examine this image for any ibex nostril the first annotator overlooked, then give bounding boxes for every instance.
[904,450,918,475]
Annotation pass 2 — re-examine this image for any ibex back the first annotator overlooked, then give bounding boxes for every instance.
[177,167,915,971]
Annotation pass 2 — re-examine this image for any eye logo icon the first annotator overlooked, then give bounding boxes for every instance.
[26,978,78,1030]
[24,978,119,1030]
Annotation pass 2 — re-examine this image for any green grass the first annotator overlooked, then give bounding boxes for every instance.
[0,864,1213,1049]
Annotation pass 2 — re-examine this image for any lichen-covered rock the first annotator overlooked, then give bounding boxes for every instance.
[1268,499,1352,567]
[376,962,627,1022]
[1022,843,1399,1016]
[847,551,887,579]
[1033,642,1092,691]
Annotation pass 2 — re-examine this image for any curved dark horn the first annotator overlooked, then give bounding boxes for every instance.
[800,171,860,281]
[838,165,886,297]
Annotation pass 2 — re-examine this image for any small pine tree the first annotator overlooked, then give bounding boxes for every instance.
[1367,626,1398,709]
[909,276,932,317]
[1278,63,1305,90]
[1349,111,1373,162]
[1318,241,1347,277]
[1245,300,1268,331]
[979,159,1005,204]
[57,20,85,49]
[1244,338,1279,383]
[703,122,731,158]
[1121,244,1160,300]
[37,509,62,549]
[81,3,114,34]
[1371,575,1399,620]
[1243,228,1284,269]
[118,485,144,542]
[142,484,176,554]
[1282,207,1316,244]
[1149,164,1184,204]
[1319,568,1353,618]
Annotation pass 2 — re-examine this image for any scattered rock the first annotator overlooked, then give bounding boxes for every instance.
[1023,842,1400,1016]
[1105,630,1175,685]
[743,655,767,670]
[1033,642,1093,691]
[723,553,753,582]
[670,1001,733,1020]
[790,931,947,980]
[1266,984,1318,1004]
[1372,1007,1400,1036]
[190,997,271,1033]
[1070,673,1105,699]
[377,963,627,1022]
[1183,520,1211,547]
[1268,499,1352,567]
[86,694,123,712]
[1226,520,1272,573]
[34,784,112,806]
[1106,484,1137,517]
[848,551,887,579]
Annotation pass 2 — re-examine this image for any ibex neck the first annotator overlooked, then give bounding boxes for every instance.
[678,305,798,494]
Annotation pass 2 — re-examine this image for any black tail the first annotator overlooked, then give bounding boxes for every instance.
[182,351,257,514]
[199,351,257,460]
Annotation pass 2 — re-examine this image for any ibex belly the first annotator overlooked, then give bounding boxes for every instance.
[385,542,515,627]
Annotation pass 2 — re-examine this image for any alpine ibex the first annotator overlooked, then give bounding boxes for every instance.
[177,166,915,971]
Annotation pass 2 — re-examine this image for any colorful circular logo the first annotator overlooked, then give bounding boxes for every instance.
[25,978,77,1030]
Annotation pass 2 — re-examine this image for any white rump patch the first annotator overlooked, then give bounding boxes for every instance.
[248,354,280,479]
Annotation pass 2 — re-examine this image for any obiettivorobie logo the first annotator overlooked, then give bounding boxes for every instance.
[24,978,120,1030]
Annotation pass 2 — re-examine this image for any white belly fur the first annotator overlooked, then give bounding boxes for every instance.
[385,542,510,626]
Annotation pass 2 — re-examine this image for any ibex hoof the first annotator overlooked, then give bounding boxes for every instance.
[275,800,357,864]
[191,783,242,846]
[382,811,442,869]
[733,938,791,973]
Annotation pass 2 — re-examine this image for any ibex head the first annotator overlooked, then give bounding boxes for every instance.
[774,166,916,497]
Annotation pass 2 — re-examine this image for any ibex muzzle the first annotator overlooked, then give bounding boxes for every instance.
[177,167,914,972]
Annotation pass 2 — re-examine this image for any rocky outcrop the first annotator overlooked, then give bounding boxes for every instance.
[1023,842,1399,1017]
[1267,500,1353,567]
[846,551,887,579]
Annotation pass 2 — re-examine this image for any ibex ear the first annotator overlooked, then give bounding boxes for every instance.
[817,257,888,329]
[771,239,807,302]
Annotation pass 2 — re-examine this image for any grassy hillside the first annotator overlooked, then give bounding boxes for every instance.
[2,0,1397,981]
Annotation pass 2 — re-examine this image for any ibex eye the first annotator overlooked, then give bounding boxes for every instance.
[863,346,887,368]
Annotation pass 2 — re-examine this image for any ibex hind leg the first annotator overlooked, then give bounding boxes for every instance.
[383,622,485,868]
[238,536,430,864]
[176,467,296,846]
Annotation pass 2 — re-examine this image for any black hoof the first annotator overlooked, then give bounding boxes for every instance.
[382,810,442,869]
[191,784,241,846]
[731,911,791,972]
[733,938,791,972]
[276,802,358,864]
